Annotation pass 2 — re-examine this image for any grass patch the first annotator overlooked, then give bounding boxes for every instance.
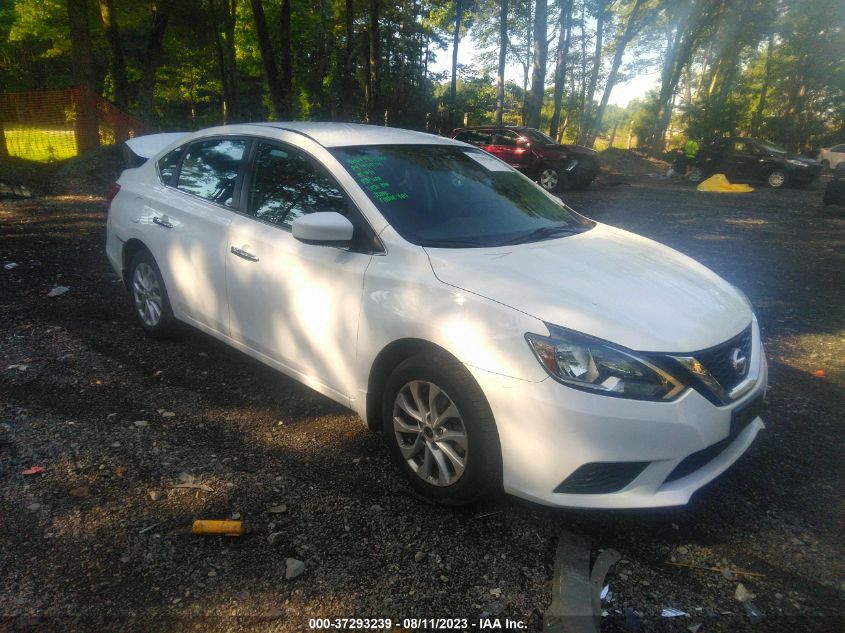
[4,126,78,162]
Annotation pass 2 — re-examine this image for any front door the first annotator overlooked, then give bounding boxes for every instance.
[226,140,374,402]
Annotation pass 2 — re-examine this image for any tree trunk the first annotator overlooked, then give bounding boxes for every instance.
[66,0,100,152]
[250,0,285,119]
[280,0,292,117]
[750,31,773,136]
[137,2,170,128]
[97,0,129,115]
[343,0,355,118]
[578,0,605,144]
[368,0,381,123]
[576,1,587,139]
[495,0,508,125]
[521,0,532,123]
[524,0,548,129]
[549,0,572,140]
[449,0,463,131]
[587,0,645,147]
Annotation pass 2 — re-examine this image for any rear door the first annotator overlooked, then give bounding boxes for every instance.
[491,130,532,172]
[225,139,376,402]
[140,137,248,334]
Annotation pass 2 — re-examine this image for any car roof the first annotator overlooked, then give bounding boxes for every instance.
[251,122,464,148]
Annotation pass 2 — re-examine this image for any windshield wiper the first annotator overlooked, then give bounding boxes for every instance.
[501,225,587,245]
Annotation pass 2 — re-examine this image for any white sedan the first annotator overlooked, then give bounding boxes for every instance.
[819,144,845,171]
[106,123,767,508]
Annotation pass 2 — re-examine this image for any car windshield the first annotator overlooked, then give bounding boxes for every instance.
[520,128,557,145]
[332,146,593,248]
[757,140,788,154]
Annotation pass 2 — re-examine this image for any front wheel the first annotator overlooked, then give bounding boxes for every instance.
[537,164,565,193]
[381,353,501,506]
[768,169,788,189]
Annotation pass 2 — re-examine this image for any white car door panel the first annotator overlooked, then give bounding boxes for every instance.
[227,217,371,401]
[140,137,248,334]
[225,140,373,402]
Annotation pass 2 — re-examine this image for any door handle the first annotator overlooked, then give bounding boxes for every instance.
[153,216,173,229]
[230,246,259,262]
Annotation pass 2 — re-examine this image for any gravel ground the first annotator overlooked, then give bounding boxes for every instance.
[1,175,844,633]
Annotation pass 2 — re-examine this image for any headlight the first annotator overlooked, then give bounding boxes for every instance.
[786,159,807,167]
[525,325,685,400]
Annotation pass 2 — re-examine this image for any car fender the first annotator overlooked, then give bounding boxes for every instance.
[355,228,549,419]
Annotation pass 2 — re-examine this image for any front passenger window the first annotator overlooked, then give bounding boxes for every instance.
[177,139,246,206]
[247,143,346,227]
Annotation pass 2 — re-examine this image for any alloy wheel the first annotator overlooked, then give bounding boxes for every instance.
[768,171,786,188]
[132,262,163,327]
[392,380,468,487]
[539,168,559,191]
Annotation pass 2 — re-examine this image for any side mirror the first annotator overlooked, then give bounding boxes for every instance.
[516,137,530,147]
[291,212,354,246]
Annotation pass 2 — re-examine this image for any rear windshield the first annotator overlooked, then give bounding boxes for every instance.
[331,146,593,248]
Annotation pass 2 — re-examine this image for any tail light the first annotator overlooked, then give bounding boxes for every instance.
[106,183,121,205]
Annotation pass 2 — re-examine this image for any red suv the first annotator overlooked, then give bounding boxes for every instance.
[450,126,599,192]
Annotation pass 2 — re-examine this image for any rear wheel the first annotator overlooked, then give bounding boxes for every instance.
[688,167,704,183]
[128,249,176,337]
[381,352,501,506]
[538,164,565,193]
[767,169,788,189]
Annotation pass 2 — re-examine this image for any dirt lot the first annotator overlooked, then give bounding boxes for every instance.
[1,170,844,633]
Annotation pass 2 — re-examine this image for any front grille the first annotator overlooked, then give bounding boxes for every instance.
[696,326,752,392]
[554,462,649,494]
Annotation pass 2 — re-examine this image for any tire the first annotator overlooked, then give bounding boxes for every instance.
[128,248,176,337]
[688,167,704,183]
[537,163,565,193]
[381,352,502,506]
[767,169,788,189]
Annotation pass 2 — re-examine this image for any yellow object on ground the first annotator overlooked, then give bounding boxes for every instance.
[191,520,245,536]
[697,173,754,193]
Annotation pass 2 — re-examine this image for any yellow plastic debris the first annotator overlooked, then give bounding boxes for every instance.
[697,173,754,193]
[191,519,244,536]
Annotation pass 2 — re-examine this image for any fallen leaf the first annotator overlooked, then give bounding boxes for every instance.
[69,485,91,498]
[20,466,44,475]
[267,504,288,514]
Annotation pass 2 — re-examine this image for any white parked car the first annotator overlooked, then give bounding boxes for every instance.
[819,144,845,171]
[106,123,767,508]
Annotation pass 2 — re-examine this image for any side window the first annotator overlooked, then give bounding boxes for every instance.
[157,147,184,186]
[177,138,246,206]
[247,142,346,227]
[457,130,492,146]
[493,131,520,147]
[832,145,845,153]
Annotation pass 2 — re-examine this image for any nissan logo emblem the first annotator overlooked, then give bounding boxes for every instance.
[730,348,748,375]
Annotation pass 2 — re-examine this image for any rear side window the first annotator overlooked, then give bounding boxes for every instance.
[177,139,247,206]
[157,148,184,186]
[246,142,346,227]
[832,145,845,153]
[455,130,493,146]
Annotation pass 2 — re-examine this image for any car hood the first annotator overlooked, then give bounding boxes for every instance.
[784,153,818,166]
[425,223,752,353]
[557,143,598,156]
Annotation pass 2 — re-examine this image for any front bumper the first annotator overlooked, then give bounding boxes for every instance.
[468,323,768,509]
